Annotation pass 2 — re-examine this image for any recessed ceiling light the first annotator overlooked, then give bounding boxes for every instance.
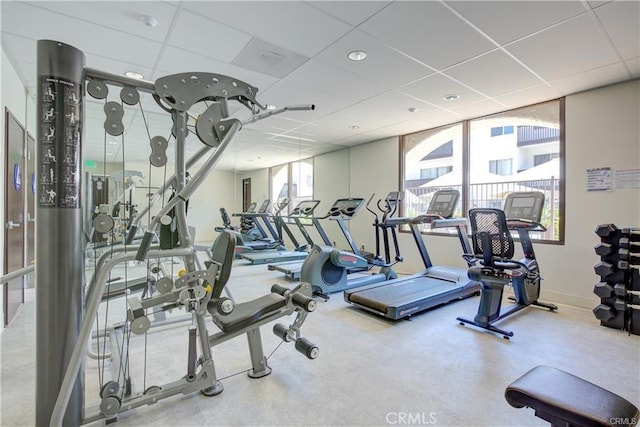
[347,50,367,61]
[125,71,144,79]
[266,104,277,110]
[408,107,418,113]
[348,125,360,130]
[443,94,460,101]
[139,15,158,28]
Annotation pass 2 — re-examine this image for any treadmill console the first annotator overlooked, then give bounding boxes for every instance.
[427,189,460,218]
[246,202,257,213]
[503,192,545,224]
[257,199,271,214]
[290,200,321,217]
[328,198,365,219]
[385,191,404,208]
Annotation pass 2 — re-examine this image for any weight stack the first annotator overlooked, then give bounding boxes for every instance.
[592,224,630,330]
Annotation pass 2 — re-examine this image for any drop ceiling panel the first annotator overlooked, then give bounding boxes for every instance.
[181,1,352,57]
[84,54,154,82]
[626,57,640,78]
[26,1,178,43]
[444,50,543,97]
[259,84,353,122]
[359,1,495,70]
[400,73,487,109]
[494,84,562,109]
[1,33,36,65]
[155,46,278,92]
[313,29,434,90]
[1,2,163,68]
[594,1,640,60]
[506,14,620,81]
[168,10,253,63]
[307,1,392,27]
[549,62,631,95]
[449,99,507,120]
[271,59,386,103]
[446,1,587,45]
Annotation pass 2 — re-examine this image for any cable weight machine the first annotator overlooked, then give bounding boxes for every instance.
[36,40,317,426]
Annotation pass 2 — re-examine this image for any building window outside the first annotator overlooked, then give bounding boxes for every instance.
[269,158,314,219]
[401,99,563,242]
[489,159,513,176]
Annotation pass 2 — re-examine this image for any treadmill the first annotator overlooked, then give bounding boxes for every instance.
[343,189,481,320]
[237,199,311,265]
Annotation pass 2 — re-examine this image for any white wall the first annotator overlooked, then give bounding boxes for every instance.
[1,49,35,329]
[554,79,640,307]
[346,79,640,309]
[313,148,351,247]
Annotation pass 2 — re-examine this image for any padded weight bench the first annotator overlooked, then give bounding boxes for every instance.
[505,366,639,427]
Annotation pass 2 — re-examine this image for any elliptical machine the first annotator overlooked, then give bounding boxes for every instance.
[299,192,404,298]
[456,191,557,339]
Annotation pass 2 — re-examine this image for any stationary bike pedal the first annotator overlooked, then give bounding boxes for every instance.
[312,291,329,302]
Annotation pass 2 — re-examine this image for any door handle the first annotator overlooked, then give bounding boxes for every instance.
[6,221,22,230]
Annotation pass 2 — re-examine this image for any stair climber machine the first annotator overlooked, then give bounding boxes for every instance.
[344,189,481,320]
[237,198,310,265]
[299,192,405,299]
[456,191,557,339]
[268,199,333,279]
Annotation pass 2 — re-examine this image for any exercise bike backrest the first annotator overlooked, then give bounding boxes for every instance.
[468,208,516,268]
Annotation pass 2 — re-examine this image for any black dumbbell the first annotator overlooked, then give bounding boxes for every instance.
[594,261,615,277]
[595,223,618,239]
[593,304,615,321]
[613,283,627,297]
[594,242,614,256]
[594,282,613,298]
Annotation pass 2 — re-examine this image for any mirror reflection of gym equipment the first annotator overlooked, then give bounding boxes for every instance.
[34,40,318,427]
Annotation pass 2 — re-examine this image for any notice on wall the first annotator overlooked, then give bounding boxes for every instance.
[614,168,640,189]
[586,167,612,191]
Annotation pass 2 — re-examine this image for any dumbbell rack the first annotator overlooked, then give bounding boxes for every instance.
[593,224,640,335]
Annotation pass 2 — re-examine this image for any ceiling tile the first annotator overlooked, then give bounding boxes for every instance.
[549,62,631,95]
[168,10,253,63]
[359,1,495,70]
[155,46,278,92]
[307,1,392,26]
[587,1,614,9]
[1,33,36,64]
[446,1,587,45]
[313,29,434,90]
[506,14,621,81]
[1,2,163,68]
[494,84,563,109]
[232,38,309,79]
[594,1,640,60]
[25,1,178,43]
[626,57,640,78]
[265,58,385,104]
[449,99,507,120]
[182,1,352,57]
[400,74,487,109]
[443,50,543,97]
[259,84,353,122]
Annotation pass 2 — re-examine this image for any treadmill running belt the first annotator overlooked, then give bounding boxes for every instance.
[348,277,458,314]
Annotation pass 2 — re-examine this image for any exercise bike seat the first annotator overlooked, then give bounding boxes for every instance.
[505,365,639,427]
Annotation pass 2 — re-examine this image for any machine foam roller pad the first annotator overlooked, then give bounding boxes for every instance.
[505,366,639,427]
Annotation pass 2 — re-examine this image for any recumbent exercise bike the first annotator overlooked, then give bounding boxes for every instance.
[457,191,557,339]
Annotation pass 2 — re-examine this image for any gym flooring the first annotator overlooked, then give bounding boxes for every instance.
[1,259,638,426]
